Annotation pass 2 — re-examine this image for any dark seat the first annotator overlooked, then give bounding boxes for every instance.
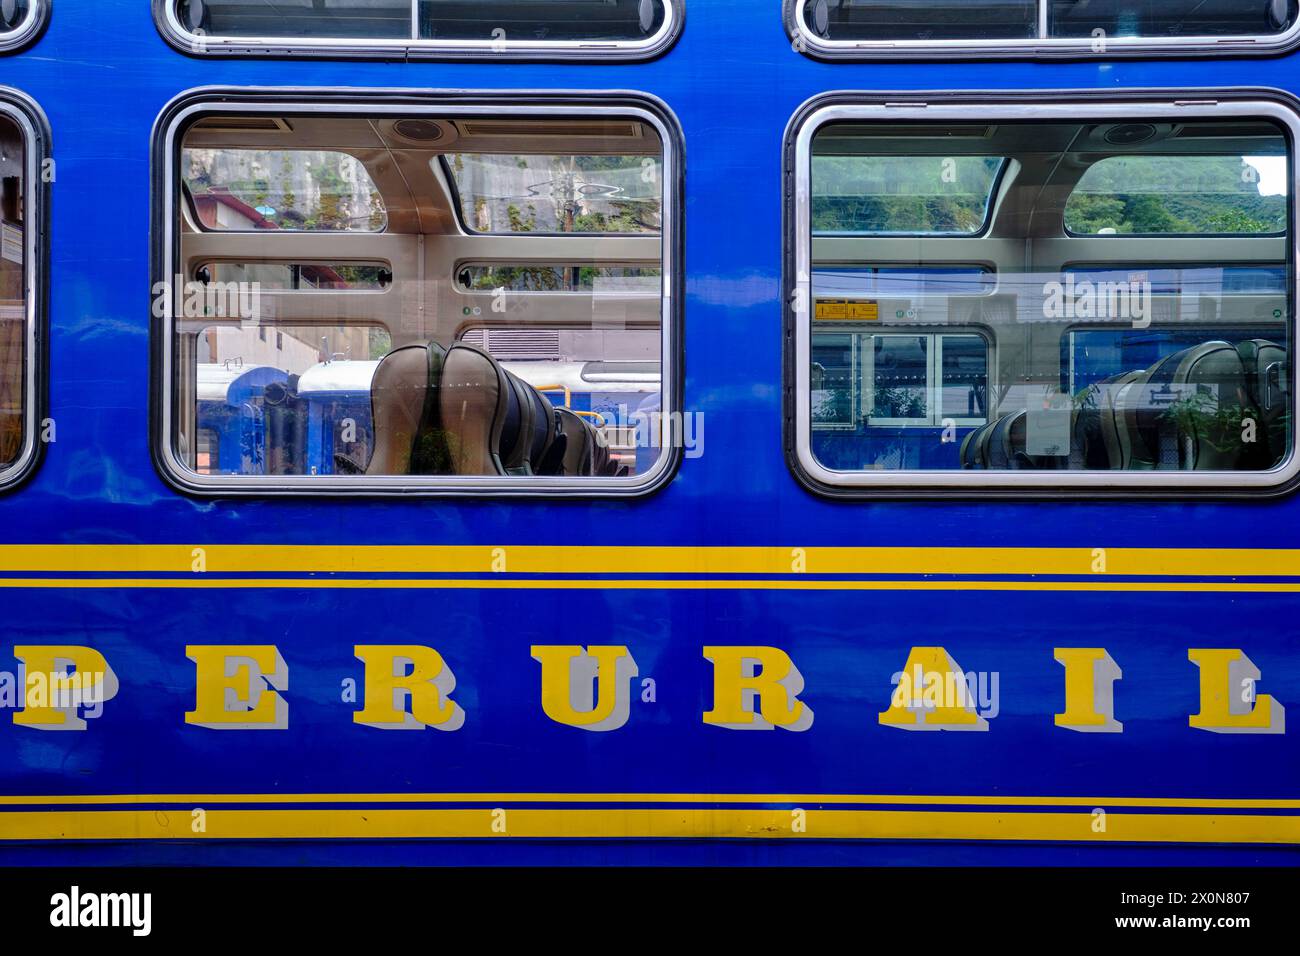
[1128,341,1249,470]
[365,339,623,478]
[1237,339,1288,468]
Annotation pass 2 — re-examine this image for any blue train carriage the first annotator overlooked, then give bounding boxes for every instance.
[194,363,290,476]
[0,0,1295,866]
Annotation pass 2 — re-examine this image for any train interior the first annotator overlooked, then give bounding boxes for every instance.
[0,112,23,470]
[173,111,665,480]
[809,116,1293,472]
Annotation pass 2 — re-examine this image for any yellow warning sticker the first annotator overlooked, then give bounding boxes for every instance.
[814,299,879,321]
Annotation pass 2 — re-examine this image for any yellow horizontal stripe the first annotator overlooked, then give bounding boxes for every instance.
[0,577,1297,593]
[0,808,1294,844]
[0,544,1295,578]
[0,792,1296,809]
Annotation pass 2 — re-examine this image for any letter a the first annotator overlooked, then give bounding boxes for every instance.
[879,647,987,731]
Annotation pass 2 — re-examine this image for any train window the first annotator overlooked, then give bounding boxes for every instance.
[156,95,679,495]
[788,0,1300,57]
[457,263,661,292]
[1065,154,1287,235]
[788,97,1300,494]
[812,154,1003,235]
[0,0,47,53]
[183,147,387,232]
[0,93,44,491]
[457,325,662,475]
[812,332,988,433]
[446,151,663,235]
[157,0,682,60]
[197,262,393,290]
[815,265,996,298]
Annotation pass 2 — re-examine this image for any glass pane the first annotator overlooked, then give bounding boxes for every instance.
[445,152,663,234]
[178,0,411,39]
[814,265,994,297]
[172,110,666,484]
[198,262,392,290]
[1049,0,1297,39]
[458,326,661,474]
[869,335,929,420]
[806,117,1293,474]
[0,114,24,468]
[1066,153,1287,235]
[940,334,988,419]
[811,333,856,426]
[183,149,387,232]
[457,263,660,292]
[418,0,667,41]
[812,154,1003,234]
[800,0,1038,41]
[177,0,670,43]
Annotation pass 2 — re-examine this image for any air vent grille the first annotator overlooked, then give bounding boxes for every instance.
[192,116,293,133]
[460,328,562,360]
[452,120,644,139]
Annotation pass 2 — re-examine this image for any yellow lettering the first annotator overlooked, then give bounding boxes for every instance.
[879,647,986,731]
[531,645,638,731]
[353,645,464,731]
[1054,647,1123,733]
[1188,648,1284,734]
[13,646,118,730]
[702,646,813,731]
[185,645,288,729]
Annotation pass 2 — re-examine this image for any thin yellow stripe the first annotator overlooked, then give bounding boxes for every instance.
[0,808,1294,843]
[0,544,1296,577]
[0,792,1296,809]
[0,577,1296,592]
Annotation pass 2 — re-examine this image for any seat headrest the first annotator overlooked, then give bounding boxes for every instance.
[365,341,446,475]
[438,343,510,475]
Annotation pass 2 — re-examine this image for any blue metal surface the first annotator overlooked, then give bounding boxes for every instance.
[0,0,1295,864]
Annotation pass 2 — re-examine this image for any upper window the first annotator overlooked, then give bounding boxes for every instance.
[812,154,1003,235]
[457,263,661,292]
[788,97,1300,495]
[445,151,663,235]
[0,91,45,491]
[0,0,47,54]
[155,93,679,496]
[158,0,682,60]
[788,0,1300,58]
[184,147,387,232]
[1065,154,1287,236]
